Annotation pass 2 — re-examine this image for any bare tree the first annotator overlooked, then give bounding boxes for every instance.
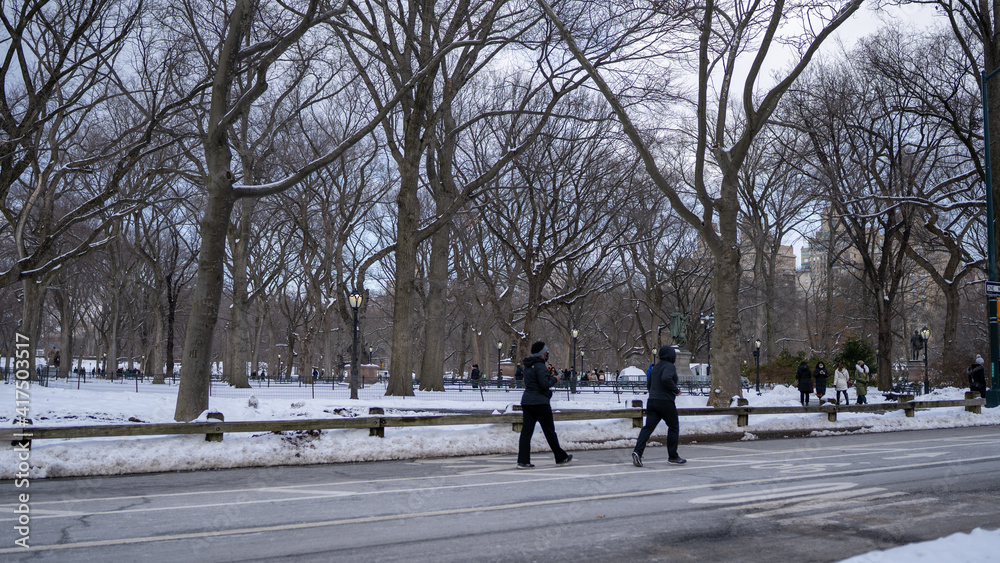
[537,0,862,406]
[1,0,184,375]
[170,0,437,419]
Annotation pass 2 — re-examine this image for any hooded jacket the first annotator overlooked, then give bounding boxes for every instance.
[520,355,557,405]
[796,361,812,392]
[647,346,680,401]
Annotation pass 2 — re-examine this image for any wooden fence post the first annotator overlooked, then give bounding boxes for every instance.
[369,407,384,437]
[631,399,644,428]
[822,403,837,422]
[966,392,983,414]
[205,411,224,442]
[897,395,915,417]
[736,398,749,427]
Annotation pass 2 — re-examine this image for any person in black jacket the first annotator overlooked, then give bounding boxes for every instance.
[470,364,481,388]
[632,345,685,467]
[813,362,828,404]
[516,341,572,469]
[796,361,812,405]
[968,354,987,398]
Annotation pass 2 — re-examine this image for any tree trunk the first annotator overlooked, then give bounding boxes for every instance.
[227,201,255,388]
[108,290,119,379]
[418,223,450,391]
[20,280,48,379]
[53,287,73,379]
[175,183,235,421]
[386,163,420,396]
[165,278,178,381]
[708,247,743,407]
[941,283,961,368]
[151,300,166,384]
[876,295,894,391]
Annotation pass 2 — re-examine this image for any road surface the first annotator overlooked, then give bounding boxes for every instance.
[2,425,999,562]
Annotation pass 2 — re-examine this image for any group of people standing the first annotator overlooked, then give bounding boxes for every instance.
[795,359,871,406]
[516,341,685,469]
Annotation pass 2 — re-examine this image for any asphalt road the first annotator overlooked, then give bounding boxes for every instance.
[2,425,999,562]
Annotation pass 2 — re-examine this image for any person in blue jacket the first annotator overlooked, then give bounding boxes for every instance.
[516,341,573,469]
[632,345,686,467]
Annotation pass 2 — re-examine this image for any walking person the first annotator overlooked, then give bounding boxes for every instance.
[795,360,812,405]
[516,342,572,469]
[814,361,829,404]
[632,345,685,467]
[470,364,481,388]
[853,362,871,404]
[833,361,851,405]
[968,354,987,398]
[854,360,870,403]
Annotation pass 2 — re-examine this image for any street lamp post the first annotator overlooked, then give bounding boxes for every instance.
[580,350,585,378]
[980,68,1000,406]
[571,326,579,376]
[700,313,714,377]
[349,290,363,400]
[921,326,930,395]
[497,339,503,384]
[754,338,762,395]
[277,354,281,384]
[571,327,579,394]
[368,344,374,365]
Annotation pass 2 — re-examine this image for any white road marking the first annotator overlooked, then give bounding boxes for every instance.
[690,482,858,504]
[882,452,948,460]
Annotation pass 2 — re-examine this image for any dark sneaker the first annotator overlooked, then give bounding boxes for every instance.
[632,451,643,467]
[557,454,573,466]
[668,457,687,465]
[516,463,535,469]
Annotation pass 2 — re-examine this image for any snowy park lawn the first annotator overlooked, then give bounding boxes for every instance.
[2,380,998,479]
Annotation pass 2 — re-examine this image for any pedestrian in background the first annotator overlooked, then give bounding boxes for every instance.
[853,362,870,404]
[516,342,572,469]
[470,364,481,388]
[968,354,987,398]
[814,361,829,404]
[795,361,812,405]
[632,345,685,467]
[833,361,851,405]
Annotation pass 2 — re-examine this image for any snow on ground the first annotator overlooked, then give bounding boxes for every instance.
[3,379,997,480]
[838,527,1000,562]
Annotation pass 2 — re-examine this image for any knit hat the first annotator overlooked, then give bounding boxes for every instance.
[530,342,548,357]
[976,354,984,365]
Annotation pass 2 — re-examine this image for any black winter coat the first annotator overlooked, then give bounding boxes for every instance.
[648,346,680,401]
[813,365,828,394]
[968,363,987,395]
[520,356,557,405]
[796,362,812,392]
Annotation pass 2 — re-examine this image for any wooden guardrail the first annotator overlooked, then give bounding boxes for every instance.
[2,396,986,447]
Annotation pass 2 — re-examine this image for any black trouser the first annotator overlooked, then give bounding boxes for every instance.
[836,390,849,404]
[800,390,810,405]
[633,399,679,459]
[518,403,569,465]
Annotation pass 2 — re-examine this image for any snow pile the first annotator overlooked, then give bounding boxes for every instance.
[839,527,1000,562]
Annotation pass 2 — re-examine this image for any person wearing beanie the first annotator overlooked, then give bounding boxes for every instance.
[968,354,987,398]
[516,341,572,469]
[632,345,685,467]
